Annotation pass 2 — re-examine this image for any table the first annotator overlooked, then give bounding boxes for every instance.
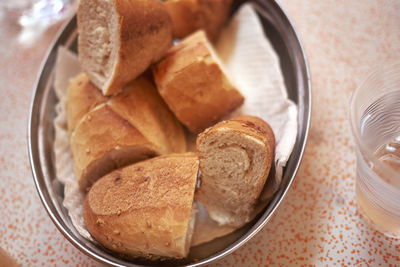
[1,0,399,265]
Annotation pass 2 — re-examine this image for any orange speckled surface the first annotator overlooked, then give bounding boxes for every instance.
[0,0,400,266]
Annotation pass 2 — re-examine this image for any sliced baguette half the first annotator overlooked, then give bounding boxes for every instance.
[84,153,199,259]
[153,30,244,133]
[69,76,187,191]
[78,0,173,95]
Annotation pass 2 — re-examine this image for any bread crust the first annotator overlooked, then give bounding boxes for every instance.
[229,116,276,156]
[109,77,187,155]
[83,153,199,259]
[165,0,233,41]
[69,75,187,190]
[196,115,275,227]
[78,0,173,95]
[153,30,244,133]
[67,73,108,135]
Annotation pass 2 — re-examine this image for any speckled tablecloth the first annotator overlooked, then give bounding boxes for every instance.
[1,0,399,266]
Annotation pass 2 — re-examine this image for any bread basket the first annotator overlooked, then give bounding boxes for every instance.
[28,0,311,265]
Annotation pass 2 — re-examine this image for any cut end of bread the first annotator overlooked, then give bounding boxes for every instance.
[78,0,118,94]
[83,153,199,259]
[78,0,173,95]
[196,116,275,227]
[184,203,197,254]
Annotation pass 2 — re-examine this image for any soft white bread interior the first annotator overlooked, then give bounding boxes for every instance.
[69,75,187,191]
[77,0,173,95]
[152,30,244,133]
[83,153,199,259]
[196,115,275,227]
[164,0,232,41]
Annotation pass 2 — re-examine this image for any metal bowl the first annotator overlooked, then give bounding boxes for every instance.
[28,0,311,266]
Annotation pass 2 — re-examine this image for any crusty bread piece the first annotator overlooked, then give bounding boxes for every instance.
[164,0,232,41]
[77,0,173,96]
[66,73,108,135]
[83,153,199,259]
[0,247,18,267]
[152,30,244,133]
[196,115,275,227]
[69,77,187,191]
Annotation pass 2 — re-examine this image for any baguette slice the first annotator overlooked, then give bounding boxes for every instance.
[84,153,199,259]
[164,0,232,41]
[70,76,187,191]
[78,0,173,95]
[196,115,275,227]
[153,30,244,133]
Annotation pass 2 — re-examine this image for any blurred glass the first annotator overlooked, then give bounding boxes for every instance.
[0,0,76,27]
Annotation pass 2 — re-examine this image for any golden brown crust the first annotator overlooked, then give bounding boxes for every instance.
[69,76,187,191]
[228,115,276,157]
[153,30,244,133]
[108,0,173,95]
[67,73,108,135]
[165,0,232,41]
[70,103,158,190]
[109,77,187,154]
[78,0,173,95]
[195,115,275,226]
[84,153,199,259]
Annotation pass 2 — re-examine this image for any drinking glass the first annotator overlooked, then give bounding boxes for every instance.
[0,0,76,27]
[350,62,400,238]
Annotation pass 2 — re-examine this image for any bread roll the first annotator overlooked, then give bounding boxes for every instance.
[69,76,187,190]
[164,0,232,41]
[196,115,275,227]
[84,153,199,259]
[77,0,173,95]
[152,30,244,133]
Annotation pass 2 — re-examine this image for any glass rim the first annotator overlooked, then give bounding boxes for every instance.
[349,61,400,191]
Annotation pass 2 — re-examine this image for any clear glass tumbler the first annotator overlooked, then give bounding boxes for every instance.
[350,62,400,238]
